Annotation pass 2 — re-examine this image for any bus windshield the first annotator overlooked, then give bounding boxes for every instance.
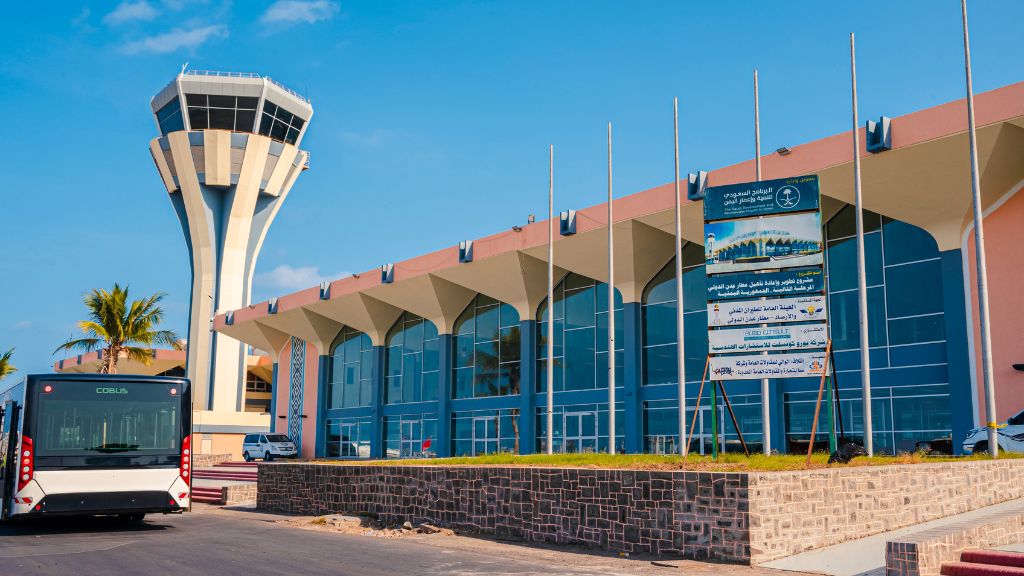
[34,381,182,456]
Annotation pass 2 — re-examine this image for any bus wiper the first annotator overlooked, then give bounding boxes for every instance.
[88,443,141,453]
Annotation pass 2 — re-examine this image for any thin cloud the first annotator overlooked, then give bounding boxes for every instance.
[340,129,395,149]
[12,321,32,330]
[255,265,349,291]
[119,24,228,54]
[261,0,340,25]
[104,1,160,25]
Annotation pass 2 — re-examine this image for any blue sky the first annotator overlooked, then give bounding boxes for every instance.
[1,0,1022,377]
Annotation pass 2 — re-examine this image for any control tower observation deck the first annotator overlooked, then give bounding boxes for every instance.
[148,70,312,419]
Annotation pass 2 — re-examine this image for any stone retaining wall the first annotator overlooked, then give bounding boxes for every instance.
[885,501,1024,576]
[223,483,258,505]
[258,459,1024,564]
[193,453,233,469]
[747,460,1024,562]
[259,464,751,562]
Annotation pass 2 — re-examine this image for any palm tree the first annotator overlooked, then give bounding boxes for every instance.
[55,283,182,374]
[0,348,15,381]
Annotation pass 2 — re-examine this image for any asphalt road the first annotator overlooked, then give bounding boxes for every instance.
[0,507,794,575]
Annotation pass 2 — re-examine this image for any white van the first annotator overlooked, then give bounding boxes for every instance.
[241,433,297,462]
[962,408,1024,455]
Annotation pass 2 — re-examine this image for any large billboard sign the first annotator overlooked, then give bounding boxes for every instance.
[708,324,828,354]
[704,211,823,274]
[707,295,827,327]
[706,268,824,300]
[703,173,829,385]
[709,352,827,381]
[704,175,820,221]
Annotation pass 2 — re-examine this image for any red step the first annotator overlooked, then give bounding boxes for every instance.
[942,562,1024,576]
[217,462,258,468]
[961,551,1024,569]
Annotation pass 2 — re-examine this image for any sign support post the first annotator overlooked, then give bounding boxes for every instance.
[806,340,834,467]
[685,356,710,457]
[710,380,719,460]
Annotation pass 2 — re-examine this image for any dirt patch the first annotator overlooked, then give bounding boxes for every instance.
[280,514,456,539]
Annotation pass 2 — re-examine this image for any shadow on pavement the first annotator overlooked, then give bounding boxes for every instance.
[0,515,175,537]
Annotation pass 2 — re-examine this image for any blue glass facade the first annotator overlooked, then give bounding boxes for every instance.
[313,207,960,459]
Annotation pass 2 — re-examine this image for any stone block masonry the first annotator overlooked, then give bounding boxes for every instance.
[259,464,752,562]
[258,459,1024,564]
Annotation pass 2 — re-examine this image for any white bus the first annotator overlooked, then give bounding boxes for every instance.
[1,373,192,521]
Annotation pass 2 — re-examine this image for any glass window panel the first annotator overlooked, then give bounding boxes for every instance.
[564,287,595,330]
[506,364,521,395]
[423,320,438,340]
[827,205,881,239]
[286,127,299,145]
[455,310,474,336]
[343,379,357,407]
[207,94,235,108]
[237,96,259,109]
[682,267,706,313]
[235,109,256,132]
[455,334,474,368]
[499,326,520,363]
[564,327,596,390]
[271,119,288,141]
[208,107,234,130]
[403,321,424,354]
[423,337,439,372]
[499,303,520,328]
[828,287,887,350]
[885,260,943,317]
[683,313,708,382]
[275,107,295,125]
[359,378,371,406]
[262,101,278,116]
[291,116,305,131]
[643,345,677,386]
[360,349,373,380]
[422,371,438,401]
[643,301,677,348]
[892,395,951,432]
[644,265,676,305]
[826,232,882,292]
[474,341,498,373]
[888,315,945,346]
[188,107,208,129]
[386,347,402,377]
[403,354,421,403]
[185,93,207,107]
[882,219,939,265]
[476,304,499,341]
[455,367,473,398]
[258,113,274,136]
[565,274,593,290]
[387,376,401,404]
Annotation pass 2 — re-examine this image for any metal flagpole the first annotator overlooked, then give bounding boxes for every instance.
[961,0,998,458]
[850,33,874,457]
[547,145,555,455]
[607,122,617,455]
[674,98,687,457]
[755,69,771,456]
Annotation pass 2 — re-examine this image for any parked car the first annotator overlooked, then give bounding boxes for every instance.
[242,433,298,461]
[962,408,1024,455]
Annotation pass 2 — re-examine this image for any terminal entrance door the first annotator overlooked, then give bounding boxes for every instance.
[471,416,498,456]
[400,420,421,457]
[563,411,597,453]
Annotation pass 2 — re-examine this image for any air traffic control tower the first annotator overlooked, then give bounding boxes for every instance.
[148,70,312,427]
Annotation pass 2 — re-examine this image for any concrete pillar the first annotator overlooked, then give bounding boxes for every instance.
[370,345,386,459]
[622,303,644,453]
[518,320,537,455]
[940,249,976,455]
[436,334,454,458]
[315,354,330,458]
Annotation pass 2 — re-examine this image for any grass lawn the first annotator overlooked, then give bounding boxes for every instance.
[311,451,1024,472]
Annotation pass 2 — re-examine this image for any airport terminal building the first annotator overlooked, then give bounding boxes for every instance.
[215,82,1024,460]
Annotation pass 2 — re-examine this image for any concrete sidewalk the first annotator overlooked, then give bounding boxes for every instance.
[762,498,1024,576]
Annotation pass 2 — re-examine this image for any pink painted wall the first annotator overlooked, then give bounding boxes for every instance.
[967,186,1024,423]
